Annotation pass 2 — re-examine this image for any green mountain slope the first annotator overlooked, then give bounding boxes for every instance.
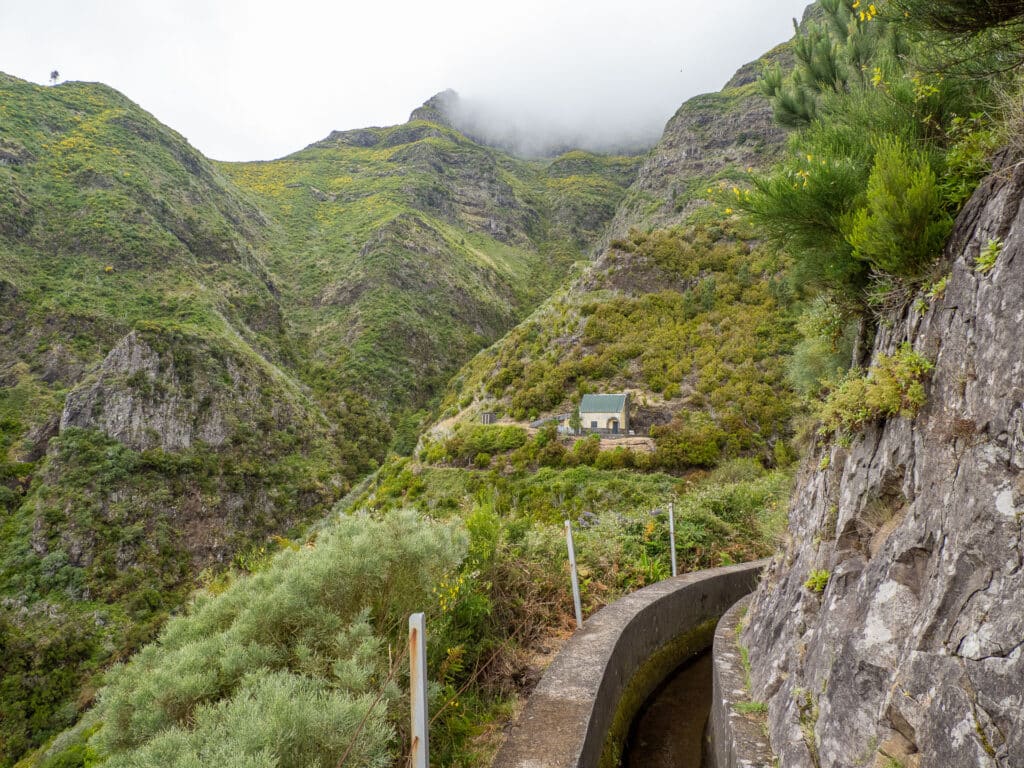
[423,41,801,470]
[0,72,381,765]
[0,73,639,765]
[220,122,640,441]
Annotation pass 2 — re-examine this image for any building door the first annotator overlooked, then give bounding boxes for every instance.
[609,418,619,435]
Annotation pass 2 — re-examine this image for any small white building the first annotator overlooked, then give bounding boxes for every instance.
[568,393,629,435]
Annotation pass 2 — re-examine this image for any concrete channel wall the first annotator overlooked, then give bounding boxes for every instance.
[706,596,777,768]
[491,560,767,768]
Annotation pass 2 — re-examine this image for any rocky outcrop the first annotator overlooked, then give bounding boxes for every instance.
[62,330,265,452]
[743,158,1024,767]
[606,45,793,242]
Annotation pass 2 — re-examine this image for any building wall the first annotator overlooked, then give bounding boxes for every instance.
[580,409,628,431]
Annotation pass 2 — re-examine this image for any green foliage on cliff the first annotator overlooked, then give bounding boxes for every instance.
[749,0,1004,310]
[817,343,933,436]
[740,0,1023,449]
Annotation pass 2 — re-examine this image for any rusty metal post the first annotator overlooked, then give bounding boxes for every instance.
[409,612,429,768]
[668,501,678,578]
[565,520,583,629]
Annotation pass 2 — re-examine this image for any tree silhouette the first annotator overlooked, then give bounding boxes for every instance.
[49,70,59,85]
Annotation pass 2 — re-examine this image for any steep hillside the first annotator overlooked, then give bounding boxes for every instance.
[605,40,792,240]
[221,119,640,442]
[0,74,639,765]
[0,21,809,766]
[0,72,380,765]
[422,41,801,469]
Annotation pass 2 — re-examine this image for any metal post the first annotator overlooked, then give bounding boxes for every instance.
[409,612,429,768]
[668,501,678,578]
[565,520,583,629]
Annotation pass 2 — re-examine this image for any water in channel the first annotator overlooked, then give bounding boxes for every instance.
[622,649,713,768]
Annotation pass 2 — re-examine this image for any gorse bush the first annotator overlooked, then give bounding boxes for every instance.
[787,298,858,398]
[438,424,529,466]
[749,0,1005,316]
[650,412,726,470]
[892,0,1024,36]
[745,0,1010,445]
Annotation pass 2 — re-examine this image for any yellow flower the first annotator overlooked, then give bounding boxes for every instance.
[724,207,733,215]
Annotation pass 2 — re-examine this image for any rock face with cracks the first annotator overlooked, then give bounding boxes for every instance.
[743,157,1024,767]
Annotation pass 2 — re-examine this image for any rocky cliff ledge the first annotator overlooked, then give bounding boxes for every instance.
[743,156,1024,768]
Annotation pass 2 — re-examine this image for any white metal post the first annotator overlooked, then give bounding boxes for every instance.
[565,520,583,629]
[409,612,429,768]
[668,501,678,578]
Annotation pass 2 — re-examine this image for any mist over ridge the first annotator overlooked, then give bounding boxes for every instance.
[411,89,664,158]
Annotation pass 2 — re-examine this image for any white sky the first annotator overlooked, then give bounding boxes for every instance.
[0,1,810,161]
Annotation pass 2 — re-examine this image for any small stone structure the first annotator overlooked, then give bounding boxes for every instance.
[569,393,630,435]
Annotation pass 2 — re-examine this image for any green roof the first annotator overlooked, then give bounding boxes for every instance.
[579,394,627,413]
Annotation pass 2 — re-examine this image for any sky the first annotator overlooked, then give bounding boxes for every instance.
[0,0,811,161]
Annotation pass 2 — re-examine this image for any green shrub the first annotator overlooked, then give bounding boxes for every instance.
[442,424,528,465]
[537,439,568,468]
[651,412,726,471]
[594,447,636,471]
[734,700,768,715]
[975,237,1003,273]
[891,0,1024,36]
[787,299,859,397]
[818,343,933,436]
[847,137,952,277]
[572,434,601,466]
[804,569,830,593]
[748,0,1002,315]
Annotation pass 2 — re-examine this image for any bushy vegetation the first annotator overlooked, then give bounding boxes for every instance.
[739,0,1022,448]
[429,424,529,466]
[37,513,462,768]
[437,222,799,468]
[892,0,1024,38]
[817,343,933,436]
[31,459,790,768]
[804,569,831,593]
[749,0,1003,310]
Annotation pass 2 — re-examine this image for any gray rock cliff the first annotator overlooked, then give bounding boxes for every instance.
[743,157,1024,767]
